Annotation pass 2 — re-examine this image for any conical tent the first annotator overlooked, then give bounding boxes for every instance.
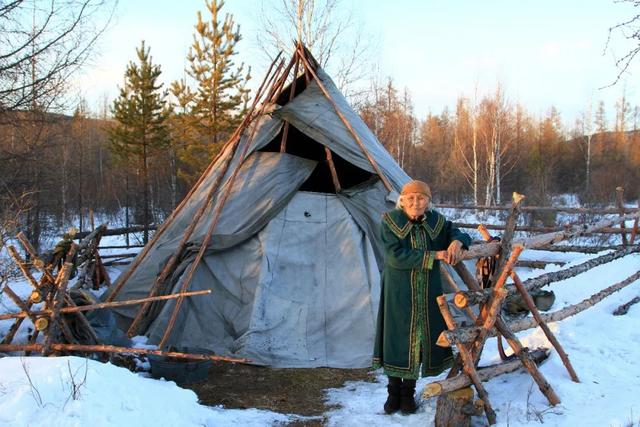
[105,45,410,368]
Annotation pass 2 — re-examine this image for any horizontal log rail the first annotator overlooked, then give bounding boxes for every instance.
[0,343,250,364]
[0,290,211,321]
[435,204,639,215]
[75,225,158,240]
[454,222,638,235]
[423,348,550,398]
[514,245,640,294]
[506,269,640,334]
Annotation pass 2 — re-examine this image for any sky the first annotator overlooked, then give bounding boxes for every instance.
[74,0,640,128]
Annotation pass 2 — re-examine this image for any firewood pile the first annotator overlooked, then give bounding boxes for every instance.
[0,228,247,365]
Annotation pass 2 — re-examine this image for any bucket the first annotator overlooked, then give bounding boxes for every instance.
[148,349,213,384]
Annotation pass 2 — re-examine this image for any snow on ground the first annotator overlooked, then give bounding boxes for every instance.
[0,356,295,427]
[325,251,640,427]
[1,209,639,426]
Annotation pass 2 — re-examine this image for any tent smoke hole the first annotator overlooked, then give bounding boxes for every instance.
[258,124,374,193]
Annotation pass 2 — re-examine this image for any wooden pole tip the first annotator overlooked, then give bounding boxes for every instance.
[436,332,451,348]
[512,192,526,205]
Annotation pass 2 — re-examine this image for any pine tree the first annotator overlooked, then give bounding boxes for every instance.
[594,100,608,134]
[171,0,251,184]
[109,41,170,243]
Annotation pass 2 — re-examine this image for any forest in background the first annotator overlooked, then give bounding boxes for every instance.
[2,0,640,251]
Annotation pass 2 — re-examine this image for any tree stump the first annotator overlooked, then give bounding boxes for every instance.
[435,387,483,427]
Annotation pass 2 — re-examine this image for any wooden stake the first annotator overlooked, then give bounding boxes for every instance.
[42,261,74,355]
[630,200,639,245]
[437,295,498,425]
[616,187,628,245]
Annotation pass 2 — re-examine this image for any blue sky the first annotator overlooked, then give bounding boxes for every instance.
[75,0,639,128]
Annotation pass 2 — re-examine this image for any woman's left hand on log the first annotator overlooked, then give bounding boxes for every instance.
[446,240,465,265]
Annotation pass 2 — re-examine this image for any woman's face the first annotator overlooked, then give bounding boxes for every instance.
[401,192,429,219]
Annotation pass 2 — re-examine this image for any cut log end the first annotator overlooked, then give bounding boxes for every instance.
[436,333,451,348]
[454,292,469,308]
[424,383,443,398]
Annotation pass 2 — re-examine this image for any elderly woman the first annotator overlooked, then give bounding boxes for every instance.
[372,180,471,415]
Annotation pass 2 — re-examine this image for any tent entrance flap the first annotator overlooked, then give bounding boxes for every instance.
[238,192,380,367]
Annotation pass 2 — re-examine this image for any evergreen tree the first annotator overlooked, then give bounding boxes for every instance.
[594,100,608,134]
[172,0,251,184]
[109,41,170,243]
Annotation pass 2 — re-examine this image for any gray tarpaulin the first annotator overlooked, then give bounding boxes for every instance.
[146,192,380,367]
[106,63,413,368]
[274,68,410,191]
[105,151,317,321]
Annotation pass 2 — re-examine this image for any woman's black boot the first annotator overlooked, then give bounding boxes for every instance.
[400,379,418,414]
[384,376,402,414]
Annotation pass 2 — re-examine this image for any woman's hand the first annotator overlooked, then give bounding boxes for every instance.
[446,240,465,265]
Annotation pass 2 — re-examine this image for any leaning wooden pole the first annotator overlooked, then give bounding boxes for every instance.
[125,59,288,337]
[616,187,628,245]
[107,52,284,303]
[280,53,299,153]
[511,273,580,382]
[156,69,289,348]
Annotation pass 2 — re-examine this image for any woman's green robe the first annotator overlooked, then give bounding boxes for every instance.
[372,208,471,379]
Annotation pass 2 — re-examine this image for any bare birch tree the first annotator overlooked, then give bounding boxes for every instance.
[0,0,116,112]
[255,0,374,98]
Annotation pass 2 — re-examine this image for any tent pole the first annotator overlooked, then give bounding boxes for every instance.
[157,96,273,350]
[280,54,300,153]
[296,45,394,193]
[125,58,287,336]
[107,52,284,303]
[325,147,342,192]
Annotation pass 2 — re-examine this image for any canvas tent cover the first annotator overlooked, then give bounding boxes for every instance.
[105,67,410,368]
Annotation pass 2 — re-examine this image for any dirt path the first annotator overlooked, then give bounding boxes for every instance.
[184,362,376,425]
